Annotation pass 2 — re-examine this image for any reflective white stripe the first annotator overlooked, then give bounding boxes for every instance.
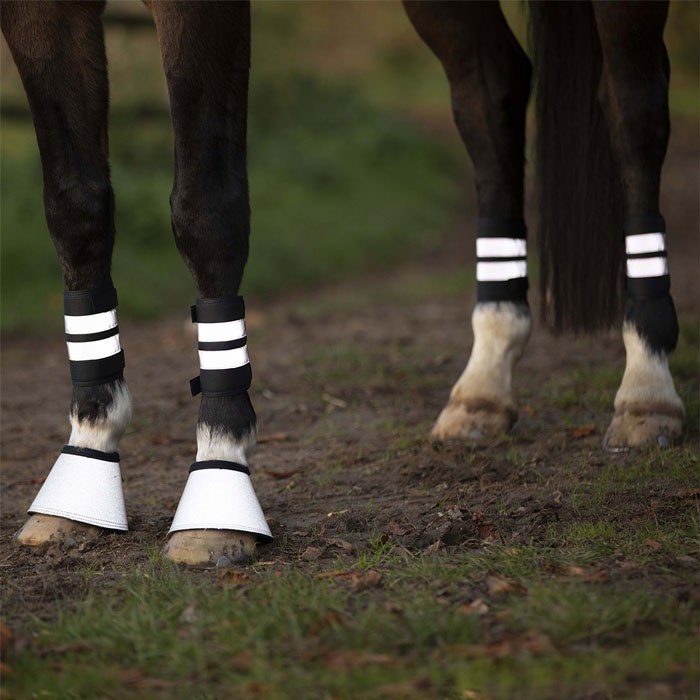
[67,335,121,361]
[198,319,246,343]
[626,232,666,255]
[64,310,118,335]
[199,345,250,370]
[476,260,528,281]
[626,256,668,278]
[476,238,527,258]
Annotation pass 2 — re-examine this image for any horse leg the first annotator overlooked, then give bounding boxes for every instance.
[404,2,532,439]
[593,2,684,449]
[144,0,269,565]
[2,1,131,544]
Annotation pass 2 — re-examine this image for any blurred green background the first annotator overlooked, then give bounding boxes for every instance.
[1,1,698,333]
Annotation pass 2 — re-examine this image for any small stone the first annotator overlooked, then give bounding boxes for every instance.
[216,555,232,569]
[63,537,77,549]
[657,435,670,448]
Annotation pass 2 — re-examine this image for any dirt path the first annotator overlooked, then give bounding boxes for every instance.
[1,126,698,627]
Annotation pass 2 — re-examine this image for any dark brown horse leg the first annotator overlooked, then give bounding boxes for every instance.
[144,0,268,565]
[593,2,683,448]
[2,1,131,544]
[404,1,532,440]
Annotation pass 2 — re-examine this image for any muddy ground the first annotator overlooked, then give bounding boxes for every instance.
[1,126,698,629]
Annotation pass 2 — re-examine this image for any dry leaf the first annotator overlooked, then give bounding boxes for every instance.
[459,598,489,616]
[423,541,443,555]
[567,565,609,583]
[322,650,399,670]
[324,538,355,552]
[644,538,663,551]
[308,610,347,635]
[230,650,254,672]
[301,546,323,561]
[179,603,198,625]
[257,432,291,444]
[486,575,522,597]
[0,625,12,658]
[570,424,596,438]
[217,569,249,589]
[322,393,348,409]
[317,569,382,592]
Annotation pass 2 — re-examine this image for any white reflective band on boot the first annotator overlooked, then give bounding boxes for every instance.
[168,467,272,542]
[28,448,128,531]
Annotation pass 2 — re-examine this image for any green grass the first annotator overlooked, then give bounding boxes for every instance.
[6,539,698,700]
[0,73,458,333]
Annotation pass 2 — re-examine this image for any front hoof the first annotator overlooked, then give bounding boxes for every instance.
[431,398,516,441]
[164,530,257,567]
[14,514,102,546]
[604,406,683,451]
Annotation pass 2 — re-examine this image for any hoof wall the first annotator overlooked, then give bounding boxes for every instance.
[604,408,683,451]
[164,530,257,567]
[14,514,102,547]
[431,399,516,441]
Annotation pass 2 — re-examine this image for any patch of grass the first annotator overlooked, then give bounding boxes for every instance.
[7,540,698,700]
[549,364,621,413]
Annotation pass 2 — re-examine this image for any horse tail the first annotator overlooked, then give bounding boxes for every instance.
[529,1,624,333]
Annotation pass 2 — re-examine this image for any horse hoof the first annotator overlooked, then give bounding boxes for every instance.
[14,514,102,546]
[431,398,516,441]
[603,407,683,450]
[163,530,257,567]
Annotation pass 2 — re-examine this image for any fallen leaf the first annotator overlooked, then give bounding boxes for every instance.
[179,603,198,625]
[322,650,400,670]
[240,682,272,697]
[230,650,254,672]
[0,625,12,658]
[422,541,443,555]
[326,509,350,518]
[217,569,249,589]
[459,598,489,616]
[257,432,291,444]
[570,424,596,438]
[473,511,500,541]
[317,569,382,592]
[373,679,432,698]
[519,628,554,654]
[486,575,523,597]
[322,393,348,409]
[301,546,323,561]
[644,538,663,551]
[308,610,347,635]
[323,537,355,552]
[567,565,609,583]
[522,404,535,415]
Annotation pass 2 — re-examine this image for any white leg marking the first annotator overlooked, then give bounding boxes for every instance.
[433,302,531,439]
[166,423,263,565]
[195,423,257,464]
[605,324,684,449]
[68,381,133,453]
[614,324,683,413]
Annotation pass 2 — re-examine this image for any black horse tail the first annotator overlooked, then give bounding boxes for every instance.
[529,1,624,333]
